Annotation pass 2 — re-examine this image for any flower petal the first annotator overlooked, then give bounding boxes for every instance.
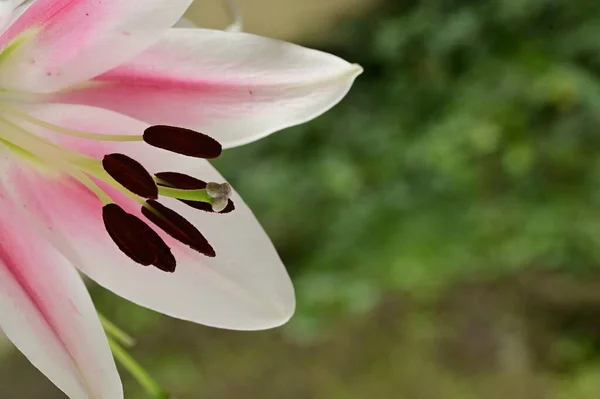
[0,1,14,32]
[5,103,295,330]
[0,174,122,399]
[173,17,197,29]
[0,0,193,93]
[52,28,362,148]
[0,0,31,36]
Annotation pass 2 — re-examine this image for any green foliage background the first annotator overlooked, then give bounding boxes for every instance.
[219,0,600,328]
[5,0,600,397]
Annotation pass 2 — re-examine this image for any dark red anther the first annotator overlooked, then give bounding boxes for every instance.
[155,171,234,214]
[103,153,158,199]
[150,246,177,273]
[144,125,222,159]
[142,200,216,257]
[155,171,207,190]
[102,204,176,272]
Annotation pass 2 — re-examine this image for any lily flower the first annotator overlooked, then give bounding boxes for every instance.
[0,0,362,397]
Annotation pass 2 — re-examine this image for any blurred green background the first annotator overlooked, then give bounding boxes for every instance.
[5,0,600,397]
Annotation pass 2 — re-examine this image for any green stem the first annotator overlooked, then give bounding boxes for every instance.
[108,336,169,399]
[98,313,136,348]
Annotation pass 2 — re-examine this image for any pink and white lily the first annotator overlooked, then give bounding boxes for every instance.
[0,0,361,398]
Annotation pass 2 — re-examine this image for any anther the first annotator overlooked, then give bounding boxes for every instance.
[143,125,222,159]
[142,200,216,257]
[155,172,235,214]
[102,204,176,272]
[102,153,158,199]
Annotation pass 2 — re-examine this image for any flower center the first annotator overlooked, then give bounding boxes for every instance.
[0,105,235,272]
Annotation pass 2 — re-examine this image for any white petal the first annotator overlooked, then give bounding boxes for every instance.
[0,0,31,36]
[223,0,243,32]
[174,17,197,29]
[5,103,295,330]
[0,1,15,32]
[53,28,362,148]
[11,0,29,7]
[0,175,122,399]
[176,0,241,31]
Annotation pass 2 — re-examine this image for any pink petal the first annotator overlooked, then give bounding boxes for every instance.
[0,175,122,398]
[52,28,363,148]
[0,0,193,93]
[6,103,295,330]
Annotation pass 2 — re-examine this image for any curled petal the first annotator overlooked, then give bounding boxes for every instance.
[53,28,363,148]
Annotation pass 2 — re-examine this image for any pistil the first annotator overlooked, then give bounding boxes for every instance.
[156,185,213,203]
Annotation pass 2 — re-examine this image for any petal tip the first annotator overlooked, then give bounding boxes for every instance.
[349,63,364,77]
[258,280,296,330]
[233,275,296,331]
[271,295,296,329]
[329,62,363,87]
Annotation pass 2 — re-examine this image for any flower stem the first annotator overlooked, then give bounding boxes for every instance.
[98,312,136,348]
[108,336,170,399]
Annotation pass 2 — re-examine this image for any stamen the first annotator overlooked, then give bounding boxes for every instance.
[0,109,231,269]
[154,172,235,214]
[0,136,110,210]
[103,203,176,272]
[142,200,216,257]
[143,125,222,159]
[102,153,158,199]
[0,117,81,167]
[0,106,144,142]
[0,111,229,267]
[0,118,117,205]
[155,171,208,190]
[67,168,114,205]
